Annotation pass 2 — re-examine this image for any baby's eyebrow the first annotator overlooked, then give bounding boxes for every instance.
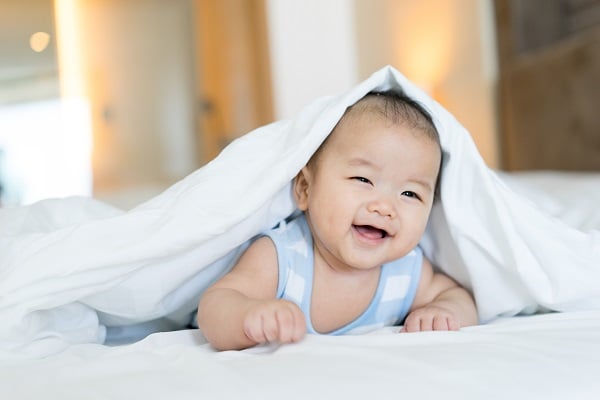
[347,157,380,169]
[408,178,434,193]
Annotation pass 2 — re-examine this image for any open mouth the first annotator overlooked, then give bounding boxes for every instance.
[353,225,388,239]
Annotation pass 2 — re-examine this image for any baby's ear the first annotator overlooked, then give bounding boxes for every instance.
[293,167,311,211]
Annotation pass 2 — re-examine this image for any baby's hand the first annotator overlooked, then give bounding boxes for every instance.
[243,299,306,345]
[400,304,460,332]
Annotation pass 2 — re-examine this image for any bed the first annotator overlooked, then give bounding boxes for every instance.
[1,66,599,399]
[3,309,600,399]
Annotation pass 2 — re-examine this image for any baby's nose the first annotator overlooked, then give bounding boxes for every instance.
[367,196,396,218]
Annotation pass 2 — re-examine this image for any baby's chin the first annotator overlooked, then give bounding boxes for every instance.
[338,249,395,271]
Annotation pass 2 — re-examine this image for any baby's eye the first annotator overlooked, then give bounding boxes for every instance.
[401,191,421,200]
[351,176,373,185]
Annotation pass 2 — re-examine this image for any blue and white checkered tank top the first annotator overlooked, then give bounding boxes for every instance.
[262,214,423,335]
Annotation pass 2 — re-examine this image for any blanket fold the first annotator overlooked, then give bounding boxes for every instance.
[1,66,599,358]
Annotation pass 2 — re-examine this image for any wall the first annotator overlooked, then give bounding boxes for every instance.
[1,0,501,207]
[72,0,198,197]
[265,0,359,120]
[266,0,500,168]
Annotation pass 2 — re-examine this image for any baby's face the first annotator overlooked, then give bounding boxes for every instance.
[301,113,441,271]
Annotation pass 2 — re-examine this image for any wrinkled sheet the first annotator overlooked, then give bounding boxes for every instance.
[1,66,599,358]
[2,310,600,400]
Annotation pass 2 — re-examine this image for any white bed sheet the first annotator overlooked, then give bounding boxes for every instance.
[2,310,599,400]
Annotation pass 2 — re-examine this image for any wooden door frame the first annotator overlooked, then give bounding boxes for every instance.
[193,0,273,164]
[494,0,600,171]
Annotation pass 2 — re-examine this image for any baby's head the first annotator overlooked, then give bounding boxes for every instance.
[294,91,442,267]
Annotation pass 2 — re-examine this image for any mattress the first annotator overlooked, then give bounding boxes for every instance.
[2,309,600,399]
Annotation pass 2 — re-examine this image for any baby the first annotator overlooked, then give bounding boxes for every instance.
[197,90,478,350]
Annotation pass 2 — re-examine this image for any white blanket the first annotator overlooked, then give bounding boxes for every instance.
[1,66,599,358]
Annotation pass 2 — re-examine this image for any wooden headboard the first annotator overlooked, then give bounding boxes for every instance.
[494,0,600,171]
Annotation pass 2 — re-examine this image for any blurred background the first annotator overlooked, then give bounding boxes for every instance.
[0,0,598,209]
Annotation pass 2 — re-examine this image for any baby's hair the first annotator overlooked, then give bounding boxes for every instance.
[347,90,440,146]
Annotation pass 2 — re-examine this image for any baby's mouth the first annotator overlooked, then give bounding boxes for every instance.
[353,225,388,239]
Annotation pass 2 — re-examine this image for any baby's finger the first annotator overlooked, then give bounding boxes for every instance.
[261,314,280,342]
[432,316,450,331]
[419,316,435,331]
[279,304,307,343]
[275,308,295,343]
[294,321,307,341]
[289,306,307,342]
[402,314,423,332]
[447,318,460,331]
[243,318,266,344]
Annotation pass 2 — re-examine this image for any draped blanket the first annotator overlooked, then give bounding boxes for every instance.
[1,66,599,358]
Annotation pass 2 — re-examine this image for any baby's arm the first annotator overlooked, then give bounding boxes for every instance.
[197,237,306,350]
[401,257,478,332]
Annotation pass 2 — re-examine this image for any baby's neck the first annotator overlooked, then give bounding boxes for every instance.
[311,257,381,333]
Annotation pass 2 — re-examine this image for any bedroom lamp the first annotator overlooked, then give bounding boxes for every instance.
[29,32,51,53]
[390,0,454,101]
